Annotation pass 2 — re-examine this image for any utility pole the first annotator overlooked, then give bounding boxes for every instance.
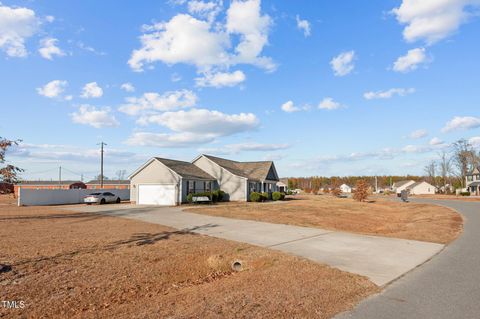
[375,176,378,193]
[59,166,62,189]
[97,142,107,188]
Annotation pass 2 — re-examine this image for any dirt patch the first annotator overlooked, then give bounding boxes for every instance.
[186,195,463,244]
[0,196,377,318]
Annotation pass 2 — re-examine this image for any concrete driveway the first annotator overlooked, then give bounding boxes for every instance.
[336,199,480,319]
[66,203,443,286]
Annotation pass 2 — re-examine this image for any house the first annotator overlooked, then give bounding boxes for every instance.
[340,184,352,193]
[14,180,86,196]
[129,155,280,205]
[466,167,480,195]
[192,154,279,201]
[392,180,416,195]
[405,181,436,195]
[86,180,130,190]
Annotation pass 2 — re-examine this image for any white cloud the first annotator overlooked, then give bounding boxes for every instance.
[469,136,480,148]
[330,50,356,76]
[81,82,104,98]
[318,97,342,110]
[126,132,214,148]
[393,47,429,73]
[429,137,444,145]
[281,100,301,113]
[36,80,67,98]
[199,142,290,155]
[296,15,311,37]
[128,0,274,73]
[0,4,39,57]
[120,82,135,92]
[137,108,259,135]
[408,129,428,139]
[126,108,259,148]
[187,0,223,22]
[38,37,65,60]
[70,105,119,128]
[195,70,246,87]
[226,0,274,70]
[118,90,197,116]
[442,116,480,132]
[171,73,182,82]
[391,0,480,44]
[364,88,415,100]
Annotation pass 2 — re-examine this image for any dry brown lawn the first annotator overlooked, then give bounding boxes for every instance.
[0,195,377,319]
[186,195,463,244]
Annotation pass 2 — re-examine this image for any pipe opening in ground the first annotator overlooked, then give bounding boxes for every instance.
[231,260,243,272]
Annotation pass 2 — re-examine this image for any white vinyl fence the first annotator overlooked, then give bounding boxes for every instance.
[18,189,130,206]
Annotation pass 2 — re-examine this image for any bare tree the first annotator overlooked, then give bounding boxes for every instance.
[0,137,24,195]
[424,160,437,186]
[115,169,127,180]
[438,150,452,192]
[452,139,474,188]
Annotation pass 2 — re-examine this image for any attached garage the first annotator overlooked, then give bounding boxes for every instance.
[137,184,176,205]
[129,157,216,205]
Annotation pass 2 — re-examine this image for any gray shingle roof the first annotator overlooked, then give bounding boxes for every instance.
[155,158,215,180]
[393,180,415,188]
[203,155,279,182]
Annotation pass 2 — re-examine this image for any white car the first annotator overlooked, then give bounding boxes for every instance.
[84,192,121,205]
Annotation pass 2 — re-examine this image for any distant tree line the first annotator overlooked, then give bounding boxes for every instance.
[288,138,480,194]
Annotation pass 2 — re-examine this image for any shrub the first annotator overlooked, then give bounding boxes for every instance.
[460,192,471,196]
[272,191,282,201]
[217,190,226,202]
[187,193,193,203]
[330,187,341,197]
[280,192,286,200]
[250,192,262,202]
[261,192,269,201]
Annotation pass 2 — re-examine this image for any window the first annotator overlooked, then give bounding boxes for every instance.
[205,181,211,192]
[187,181,195,194]
[249,182,256,192]
[467,176,473,182]
[268,183,272,191]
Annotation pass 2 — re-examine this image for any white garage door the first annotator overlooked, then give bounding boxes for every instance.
[138,184,176,206]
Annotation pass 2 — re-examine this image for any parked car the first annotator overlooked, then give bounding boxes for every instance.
[84,192,121,205]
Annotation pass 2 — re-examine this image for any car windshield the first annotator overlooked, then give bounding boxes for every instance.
[89,193,101,195]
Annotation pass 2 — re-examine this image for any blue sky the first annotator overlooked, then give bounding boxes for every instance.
[1,0,480,181]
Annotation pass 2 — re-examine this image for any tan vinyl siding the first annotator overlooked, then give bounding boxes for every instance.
[193,156,247,201]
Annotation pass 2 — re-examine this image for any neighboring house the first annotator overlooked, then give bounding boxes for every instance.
[14,180,86,196]
[86,180,130,190]
[129,157,216,205]
[129,154,280,205]
[340,184,352,193]
[392,180,416,194]
[466,167,480,195]
[406,181,436,195]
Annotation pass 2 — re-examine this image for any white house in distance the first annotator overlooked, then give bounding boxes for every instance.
[466,166,480,195]
[405,181,436,195]
[392,180,416,195]
[340,184,352,193]
[392,180,435,195]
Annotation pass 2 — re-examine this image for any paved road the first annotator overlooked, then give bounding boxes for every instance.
[66,204,442,286]
[336,199,480,319]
